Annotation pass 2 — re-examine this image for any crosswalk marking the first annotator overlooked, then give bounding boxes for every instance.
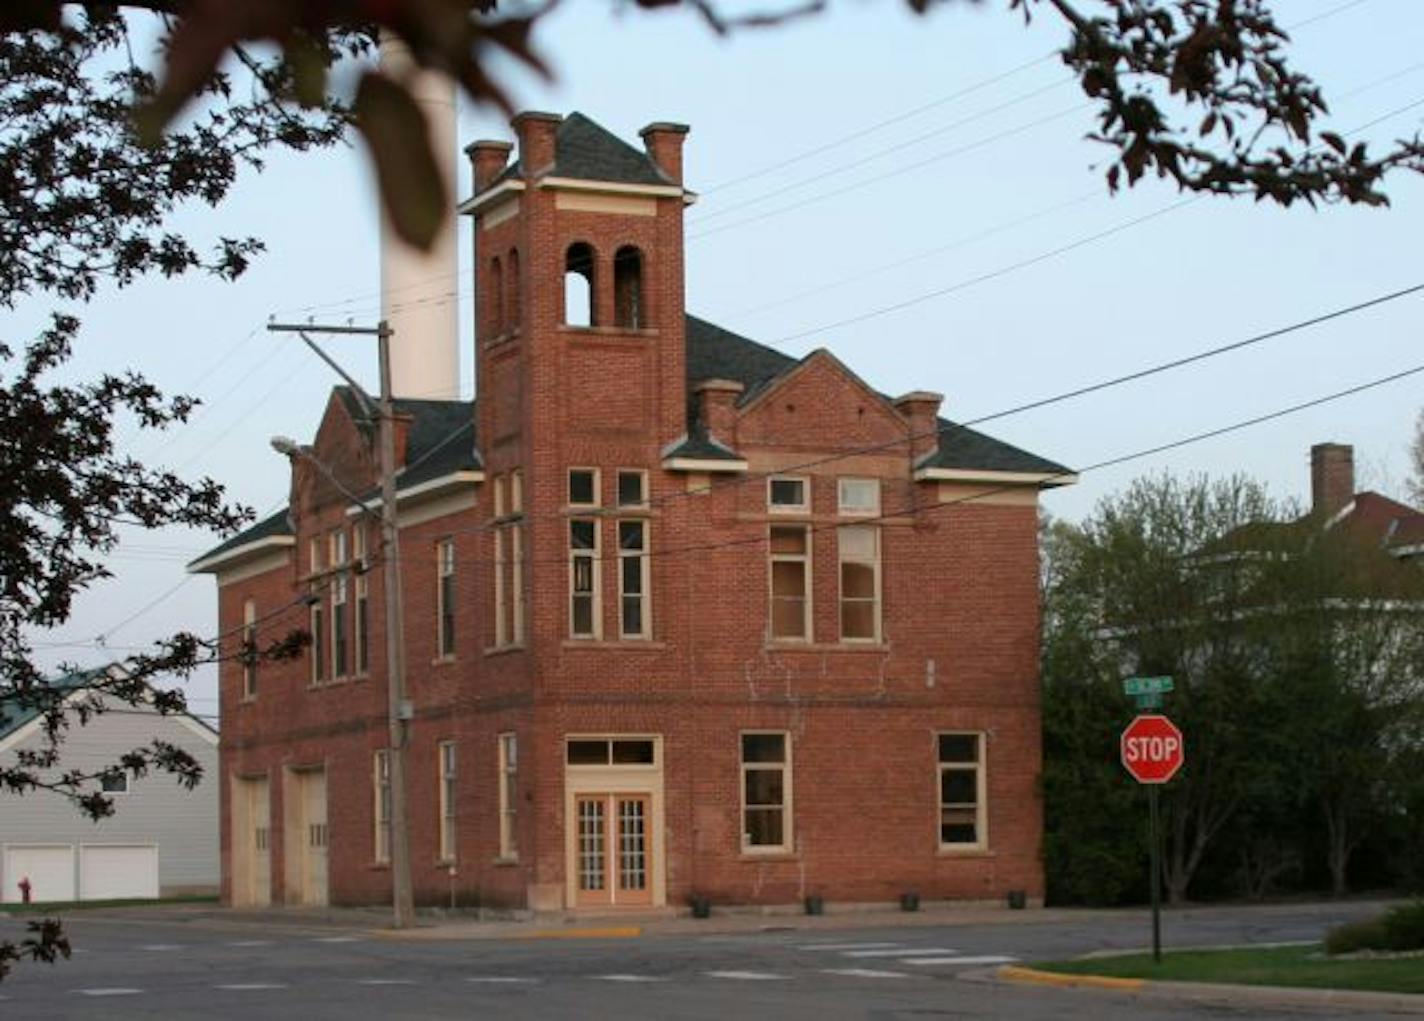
[705,970,789,981]
[595,974,669,982]
[904,955,1019,967]
[312,936,362,943]
[820,968,910,979]
[74,988,143,996]
[227,940,274,947]
[796,942,900,951]
[357,978,417,985]
[466,977,540,984]
[215,983,289,991]
[141,944,184,952]
[841,947,957,958]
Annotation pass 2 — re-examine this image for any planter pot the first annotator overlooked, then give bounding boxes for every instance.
[900,892,920,913]
[804,895,824,916]
[1007,889,1027,910]
[690,895,711,920]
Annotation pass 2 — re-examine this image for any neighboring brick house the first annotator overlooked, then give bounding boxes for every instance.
[190,111,1073,912]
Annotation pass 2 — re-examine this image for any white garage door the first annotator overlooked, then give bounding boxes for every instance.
[3,845,76,904]
[80,845,159,901]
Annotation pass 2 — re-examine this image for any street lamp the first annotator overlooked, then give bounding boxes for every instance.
[266,322,415,931]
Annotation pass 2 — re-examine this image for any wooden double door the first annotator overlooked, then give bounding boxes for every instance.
[574,793,652,908]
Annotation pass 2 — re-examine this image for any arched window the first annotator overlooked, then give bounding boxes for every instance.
[614,246,644,329]
[489,255,504,336]
[564,242,595,327]
[507,248,521,330]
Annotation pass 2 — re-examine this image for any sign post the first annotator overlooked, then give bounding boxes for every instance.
[1120,706,1184,964]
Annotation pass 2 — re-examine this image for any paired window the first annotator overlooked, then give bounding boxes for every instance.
[374,749,392,864]
[566,737,656,765]
[493,472,525,648]
[741,733,791,852]
[437,538,456,658]
[938,733,986,850]
[438,741,456,862]
[240,598,257,700]
[498,733,518,859]
[488,248,522,336]
[563,243,647,329]
[567,469,653,640]
[769,526,811,641]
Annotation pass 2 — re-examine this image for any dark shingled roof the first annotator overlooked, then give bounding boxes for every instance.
[664,432,744,462]
[496,112,671,188]
[1,669,103,741]
[684,315,1071,478]
[187,505,293,571]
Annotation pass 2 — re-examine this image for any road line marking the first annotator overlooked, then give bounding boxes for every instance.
[821,968,910,979]
[520,926,642,940]
[841,947,957,958]
[215,983,290,991]
[595,974,669,982]
[227,940,274,947]
[74,988,144,996]
[796,942,900,951]
[905,955,1019,966]
[466,977,540,984]
[705,970,789,981]
[140,944,184,951]
[356,978,417,985]
[312,936,362,943]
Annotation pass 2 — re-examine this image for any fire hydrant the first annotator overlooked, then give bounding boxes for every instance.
[18,876,32,904]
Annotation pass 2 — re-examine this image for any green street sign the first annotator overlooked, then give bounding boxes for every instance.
[1133,693,1164,710]
[1124,676,1175,696]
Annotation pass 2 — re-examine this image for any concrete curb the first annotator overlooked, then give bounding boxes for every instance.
[996,964,1424,1015]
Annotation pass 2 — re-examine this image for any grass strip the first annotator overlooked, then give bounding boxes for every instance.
[0,895,218,915]
[1037,944,1424,996]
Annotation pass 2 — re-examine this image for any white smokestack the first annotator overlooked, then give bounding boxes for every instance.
[379,35,460,401]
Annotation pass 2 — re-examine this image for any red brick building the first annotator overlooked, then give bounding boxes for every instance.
[191,112,1074,913]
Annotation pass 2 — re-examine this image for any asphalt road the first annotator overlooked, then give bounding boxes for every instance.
[0,900,1403,1020]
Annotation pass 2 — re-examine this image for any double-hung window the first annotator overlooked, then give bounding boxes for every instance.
[374,749,392,863]
[838,525,880,642]
[493,472,525,648]
[618,521,649,639]
[570,518,600,639]
[353,526,369,675]
[438,741,456,862]
[938,733,986,850]
[240,598,257,700]
[741,733,791,852]
[309,538,326,685]
[769,526,811,641]
[437,538,456,658]
[330,531,349,678]
[498,733,518,859]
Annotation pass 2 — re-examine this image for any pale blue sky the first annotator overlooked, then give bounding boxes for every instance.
[22,0,1424,720]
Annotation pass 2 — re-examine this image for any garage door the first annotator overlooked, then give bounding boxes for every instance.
[79,845,159,901]
[2,845,76,904]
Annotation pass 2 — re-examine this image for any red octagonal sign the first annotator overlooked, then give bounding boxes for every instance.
[1120,714,1185,785]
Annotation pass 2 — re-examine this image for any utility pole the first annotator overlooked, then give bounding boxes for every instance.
[268,320,415,930]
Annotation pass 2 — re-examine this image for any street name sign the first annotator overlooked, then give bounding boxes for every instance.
[1120,714,1185,785]
[1123,676,1174,696]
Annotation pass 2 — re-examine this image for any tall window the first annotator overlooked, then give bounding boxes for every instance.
[839,525,881,642]
[618,520,649,639]
[564,242,595,327]
[769,526,811,641]
[493,473,524,648]
[498,733,518,859]
[507,248,521,330]
[613,245,643,329]
[570,520,600,638]
[741,733,791,852]
[938,733,986,850]
[489,255,504,334]
[354,526,369,675]
[241,598,257,700]
[374,749,392,863]
[438,741,456,862]
[330,531,349,678]
[309,538,326,684]
[437,538,456,658]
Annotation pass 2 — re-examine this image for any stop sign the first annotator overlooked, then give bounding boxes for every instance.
[1120,714,1185,784]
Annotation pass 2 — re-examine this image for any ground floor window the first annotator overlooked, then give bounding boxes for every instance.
[498,733,518,859]
[741,732,791,852]
[938,732,985,850]
[374,749,391,863]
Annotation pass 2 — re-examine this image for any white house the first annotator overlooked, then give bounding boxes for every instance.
[0,671,219,903]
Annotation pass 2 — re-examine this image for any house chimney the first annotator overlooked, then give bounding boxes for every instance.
[1311,443,1355,518]
[466,139,513,194]
[694,378,743,445]
[894,391,944,462]
[639,121,690,185]
[378,34,459,400]
[511,111,562,178]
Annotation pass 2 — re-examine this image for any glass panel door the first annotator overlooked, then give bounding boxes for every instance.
[576,797,608,905]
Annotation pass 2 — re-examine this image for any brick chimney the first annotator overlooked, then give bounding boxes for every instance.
[1311,442,1355,518]
[694,378,743,445]
[639,121,690,185]
[895,391,944,462]
[465,139,513,193]
[511,111,561,177]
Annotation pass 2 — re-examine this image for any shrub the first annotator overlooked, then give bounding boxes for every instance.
[1326,901,1424,955]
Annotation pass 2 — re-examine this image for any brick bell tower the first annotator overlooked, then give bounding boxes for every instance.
[460,111,694,648]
